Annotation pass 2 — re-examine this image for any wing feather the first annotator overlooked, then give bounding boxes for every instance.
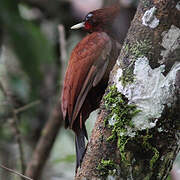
[61,32,112,128]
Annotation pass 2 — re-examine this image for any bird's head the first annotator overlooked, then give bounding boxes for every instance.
[71,5,120,33]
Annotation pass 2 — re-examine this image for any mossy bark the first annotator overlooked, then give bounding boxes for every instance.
[76,0,180,179]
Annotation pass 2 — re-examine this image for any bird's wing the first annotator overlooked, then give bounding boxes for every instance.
[72,56,110,123]
[61,32,112,128]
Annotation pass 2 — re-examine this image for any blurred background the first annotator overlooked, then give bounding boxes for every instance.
[0,0,179,179]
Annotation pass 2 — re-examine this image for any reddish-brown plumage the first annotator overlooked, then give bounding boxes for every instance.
[61,5,121,170]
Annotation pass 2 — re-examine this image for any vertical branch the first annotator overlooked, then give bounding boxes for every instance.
[25,24,67,180]
[9,113,26,174]
[25,24,67,179]
[25,101,63,179]
[0,81,26,176]
[58,24,67,84]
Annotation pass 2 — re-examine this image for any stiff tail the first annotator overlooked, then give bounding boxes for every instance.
[75,127,88,171]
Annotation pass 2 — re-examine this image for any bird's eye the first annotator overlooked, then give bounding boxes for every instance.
[84,13,93,31]
[84,12,96,32]
[85,13,93,21]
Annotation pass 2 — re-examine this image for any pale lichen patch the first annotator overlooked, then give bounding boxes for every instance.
[107,175,116,180]
[114,57,180,130]
[109,114,117,126]
[142,7,159,29]
[124,126,136,137]
[116,126,136,138]
[160,25,180,64]
[176,1,180,11]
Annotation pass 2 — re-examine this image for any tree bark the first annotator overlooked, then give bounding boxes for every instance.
[76,0,180,179]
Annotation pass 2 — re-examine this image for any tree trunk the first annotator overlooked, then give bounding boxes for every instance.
[76,0,180,179]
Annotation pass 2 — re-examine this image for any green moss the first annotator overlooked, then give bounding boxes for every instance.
[150,147,159,168]
[104,85,138,130]
[130,130,160,169]
[104,86,159,168]
[123,40,152,59]
[117,136,131,163]
[124,44,129,54]
[104,85,140,164]
[119,40,152,86]
[142,131,159,169]
[131,40,151,59]
[119,67,134,87]
[97,159,117,176]
[141,0,154,9]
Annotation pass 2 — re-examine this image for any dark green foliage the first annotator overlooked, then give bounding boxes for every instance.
[0,0,55,98]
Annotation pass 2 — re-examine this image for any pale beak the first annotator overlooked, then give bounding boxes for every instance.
[71,22,85,30]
